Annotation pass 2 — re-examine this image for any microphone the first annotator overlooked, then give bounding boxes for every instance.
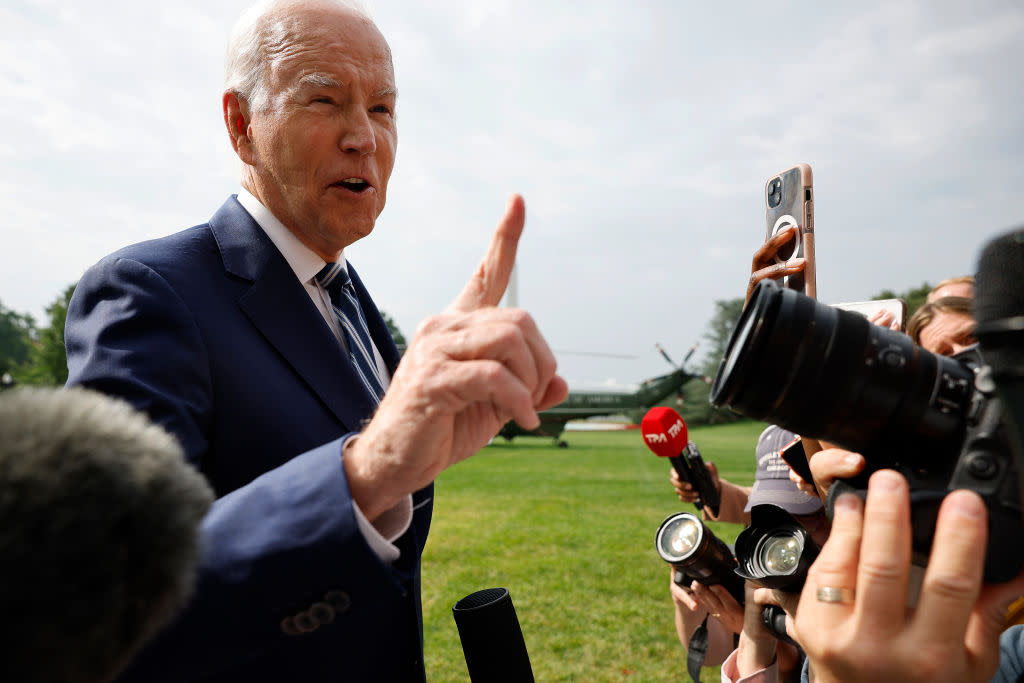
[0,386,214,683]
[641,407,721,517]
[452,587,535,683]
[974,228,1024,505]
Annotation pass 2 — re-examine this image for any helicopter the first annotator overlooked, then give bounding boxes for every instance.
[496,344,710,447]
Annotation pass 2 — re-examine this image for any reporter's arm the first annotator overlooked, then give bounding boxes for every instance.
[706,478,753,524]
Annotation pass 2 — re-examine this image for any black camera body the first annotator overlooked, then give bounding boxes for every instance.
[710,279,1022,582]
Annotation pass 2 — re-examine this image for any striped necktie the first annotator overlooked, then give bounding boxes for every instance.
[315,263,385,403]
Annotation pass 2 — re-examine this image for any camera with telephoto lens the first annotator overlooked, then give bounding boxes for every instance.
[656,511,745,602]
[710,278,1022,582]
[656,512,794,643]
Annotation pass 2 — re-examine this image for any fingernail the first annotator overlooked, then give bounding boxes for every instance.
[843,453,863,468]
[948,490,986,519]
[787,257,806,266]
[872,470,905,492]
[834,493,860,512]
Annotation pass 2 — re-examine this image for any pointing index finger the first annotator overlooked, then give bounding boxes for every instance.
[450,194,525,313]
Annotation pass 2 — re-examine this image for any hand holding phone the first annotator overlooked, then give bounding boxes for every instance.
[746,225,807,304]
[749,164,815,302]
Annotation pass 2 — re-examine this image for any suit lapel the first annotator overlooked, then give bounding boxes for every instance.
[209,196,379,431]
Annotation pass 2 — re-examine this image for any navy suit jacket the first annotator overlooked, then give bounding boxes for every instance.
[65,196,433,682]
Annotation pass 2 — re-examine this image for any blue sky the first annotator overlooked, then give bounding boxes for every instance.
[2,0,1022,388]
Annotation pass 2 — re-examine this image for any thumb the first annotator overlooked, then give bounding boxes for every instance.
[449,194,525,312]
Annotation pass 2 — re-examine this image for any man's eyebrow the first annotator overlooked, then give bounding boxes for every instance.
[297,72,342,89]
[295,74,397,100]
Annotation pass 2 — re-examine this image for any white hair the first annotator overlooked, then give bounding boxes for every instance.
[224,0,376,112]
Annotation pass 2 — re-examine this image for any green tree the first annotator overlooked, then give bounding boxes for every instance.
[382,310,407,352]
[873,282,932,320]
[687,297,746,424]
[0,300,35,376]
[15,284,75,386]
[701,297,745,378]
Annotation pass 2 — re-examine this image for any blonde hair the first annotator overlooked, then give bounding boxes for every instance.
[906,296,974,345]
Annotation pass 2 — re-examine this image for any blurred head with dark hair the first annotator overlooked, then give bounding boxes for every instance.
[0,387,213,683]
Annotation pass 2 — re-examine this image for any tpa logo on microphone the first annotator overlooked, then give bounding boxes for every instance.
[667,419,685,439]
[645,432,668,444]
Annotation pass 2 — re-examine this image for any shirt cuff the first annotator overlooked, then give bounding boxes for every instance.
[341,434,413,564]
[353,494,413,564]
[721,648,779,683]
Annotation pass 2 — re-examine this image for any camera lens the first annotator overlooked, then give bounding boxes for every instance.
[768,179,783,208]
[734,505,820,590]
[710,280,974,468]
[657,514,702,562]
[756,533,802,575]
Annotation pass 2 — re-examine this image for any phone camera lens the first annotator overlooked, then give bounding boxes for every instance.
[768,179,783,208]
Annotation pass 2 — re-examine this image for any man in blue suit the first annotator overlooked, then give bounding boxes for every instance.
[64,1,567,680]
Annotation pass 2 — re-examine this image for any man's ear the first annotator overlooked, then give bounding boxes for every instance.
[222,92,255,164]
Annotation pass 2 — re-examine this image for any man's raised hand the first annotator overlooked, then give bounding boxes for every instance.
[345,195,568,521]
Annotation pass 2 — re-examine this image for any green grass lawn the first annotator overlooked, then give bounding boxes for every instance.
[421,420,768,682]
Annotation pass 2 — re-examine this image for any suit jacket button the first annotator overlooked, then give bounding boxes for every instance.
[325,590,351,614]
[310,601,335,625]
[280,617,302,636]
[294,611,318,633]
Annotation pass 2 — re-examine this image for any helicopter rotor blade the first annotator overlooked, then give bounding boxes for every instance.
[655,343,678,368]
[555,349,638,359]
[682,343,698,365]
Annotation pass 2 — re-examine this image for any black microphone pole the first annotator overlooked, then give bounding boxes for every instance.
[452,587,535,683]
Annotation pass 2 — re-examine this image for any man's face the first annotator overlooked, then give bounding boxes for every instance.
[242,6,397,259]
[919,310,977,356]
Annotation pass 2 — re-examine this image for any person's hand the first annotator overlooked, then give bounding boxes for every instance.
[690,581,745,636]
[670,461,720,506]
[791,470,1024,683]
[670,577,745,636]
[345,195,569,520]
[746,225,806,304]
[806,447,866,502]
[867,308,901,331]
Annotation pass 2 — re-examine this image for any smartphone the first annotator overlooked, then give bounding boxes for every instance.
[833,299,908,332]
[765,164,815,298]
[779,435,814,487]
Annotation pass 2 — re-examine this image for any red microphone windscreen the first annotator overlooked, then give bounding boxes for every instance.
[640,406,689,459]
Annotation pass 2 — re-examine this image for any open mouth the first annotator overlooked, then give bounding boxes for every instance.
[332,177,371,194]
